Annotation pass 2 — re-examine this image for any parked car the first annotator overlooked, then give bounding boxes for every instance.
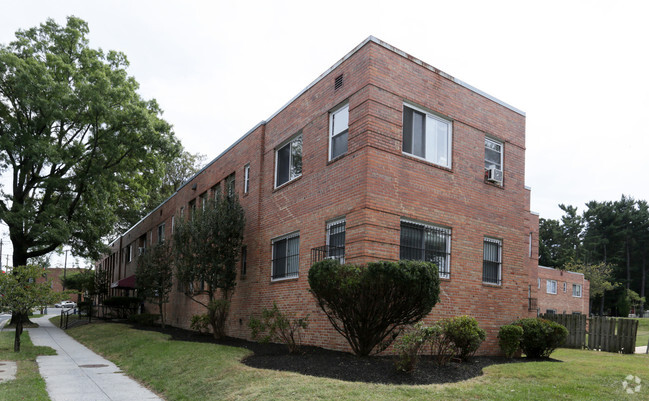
[55,301,76,309]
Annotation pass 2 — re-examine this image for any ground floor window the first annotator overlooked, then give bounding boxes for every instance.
[272,232,300,280]
[400,220,451,278]
[482,238,502,285]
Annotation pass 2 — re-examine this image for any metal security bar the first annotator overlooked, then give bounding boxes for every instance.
[400,221,451,278]
[483,238,502,285]
[310,245,346,265]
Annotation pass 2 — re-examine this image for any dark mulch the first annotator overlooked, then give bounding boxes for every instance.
[126,322,559,385]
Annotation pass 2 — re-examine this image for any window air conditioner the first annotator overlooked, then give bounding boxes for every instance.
[486,167,503,184]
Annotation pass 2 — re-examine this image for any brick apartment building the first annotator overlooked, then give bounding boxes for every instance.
[536,265,590,315]
[97,36,540,354]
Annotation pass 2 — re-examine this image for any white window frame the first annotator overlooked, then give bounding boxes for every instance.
[171,215,175,232]
[485,137,503,171]
[329,102,349,160]
[125,244,132,263]
[326,218,346,264]
[546,279,557,294]
[400,219,452,279]
[482,237,502,285]
[538,278,541,289]
[200,192,208,210]
[158,223,165,244]
[274,134,303,188]
[402,103,452,168]
[271,232,300,281]
[563,282,567,292]
[573,284,582,298]
[244,164,250,194]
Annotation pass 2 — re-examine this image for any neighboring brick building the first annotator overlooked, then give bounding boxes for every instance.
[36,267,75,301]
[97,36,540,354]
[536,265,590,315]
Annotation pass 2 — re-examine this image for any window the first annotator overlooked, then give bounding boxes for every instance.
[482,238,502,285]
[158,223,165,244]
[329,103,349,160]
[171,215,175,232]
[400,220,451,278]
[546,309,557,315]
[241,246,247,276]
[125,244,132,263]
[180,206,185,219]
[226,173,236,198]
[485,137,503,171]
[272,232,300,280]
[189,199,196,218]
[546,279,557,294]
[199,192,208,210]
[573,284,582,297]
[538,278,541,289]
[244,164,250,194]
[563,282,567,292]
[326,219,346,263]
[212,183,221,200]
[275,134,302,187]
[402,104,452,168]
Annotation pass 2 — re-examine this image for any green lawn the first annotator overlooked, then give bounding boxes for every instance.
[0,331,55,401]
[65,321,649,401]
[637,318,649,348]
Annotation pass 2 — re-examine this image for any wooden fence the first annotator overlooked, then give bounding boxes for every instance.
[540,314,639,354]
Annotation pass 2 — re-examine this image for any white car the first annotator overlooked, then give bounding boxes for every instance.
[55,301,77,309]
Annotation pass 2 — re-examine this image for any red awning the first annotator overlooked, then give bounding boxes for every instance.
[111,275,136,289]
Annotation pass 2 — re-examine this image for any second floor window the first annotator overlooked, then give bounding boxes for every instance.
[275,135,302,187]
[244,164,250,194]
[547,279,557,294]
[485,137,503,171]
[226,173,236,198]
[573,284,582,297]
[158,223,165,243]
[329,103,349,160]
[402,104,452,168]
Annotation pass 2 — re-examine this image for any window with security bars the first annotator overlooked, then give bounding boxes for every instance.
[272,233,299,280]
[483,238,502,285]
[326,219,346,263]
[399,221,451,278]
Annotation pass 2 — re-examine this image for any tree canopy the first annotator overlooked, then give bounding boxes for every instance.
[0,17,180,266]
[539,196,649,316]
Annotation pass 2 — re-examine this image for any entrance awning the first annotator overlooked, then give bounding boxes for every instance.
[111,275,136,289]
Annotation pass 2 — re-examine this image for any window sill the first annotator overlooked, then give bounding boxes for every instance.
[273,175,302,192]
[401,152,452,173]
[482,282,502,288]
[271,275,299,283]
[483,179,505,189]
[327,152,347,165]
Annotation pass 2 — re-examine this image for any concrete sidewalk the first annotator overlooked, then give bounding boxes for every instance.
[25,312,162,401]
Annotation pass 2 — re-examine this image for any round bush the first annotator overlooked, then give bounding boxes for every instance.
[514,318,568,358]
[498,324,523,358]
[308,259,440,356]
[441,316,486,361]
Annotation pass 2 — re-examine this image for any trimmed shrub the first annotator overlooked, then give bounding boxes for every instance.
[498,324,523,358]
[394,322,433,372]
[514,318,568,358]
[249,303,309,354]
[309,259,440,356]
[190,314,211,334]
[128,313,159,326]
[441,316,486,361]
[428,323,455,365]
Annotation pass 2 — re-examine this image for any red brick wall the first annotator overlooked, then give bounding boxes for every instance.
[97,38,538,355]
[537,266,590,315]
[37,267,81,302]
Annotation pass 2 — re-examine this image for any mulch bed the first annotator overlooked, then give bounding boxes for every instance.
[128,322,558,385]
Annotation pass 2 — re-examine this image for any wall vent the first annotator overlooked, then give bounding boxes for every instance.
[334,74,343,90]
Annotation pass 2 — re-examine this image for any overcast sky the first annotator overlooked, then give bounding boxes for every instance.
[1,0,648,266]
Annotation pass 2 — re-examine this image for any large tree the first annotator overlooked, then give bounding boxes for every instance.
[0,17,180,268]
[173,195,245,339]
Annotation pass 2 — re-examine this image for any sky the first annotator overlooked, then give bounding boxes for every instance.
[1,0,648,267]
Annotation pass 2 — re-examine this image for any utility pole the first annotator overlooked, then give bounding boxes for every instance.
[0,238,3,271]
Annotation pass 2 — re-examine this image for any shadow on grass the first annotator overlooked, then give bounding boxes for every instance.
[117,322,561,385]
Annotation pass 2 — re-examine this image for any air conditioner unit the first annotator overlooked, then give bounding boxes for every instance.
[486,168,503,183]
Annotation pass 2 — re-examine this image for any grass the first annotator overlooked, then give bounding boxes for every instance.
[636,318,649,348]
[0,331,56,401]
[65,321,649,401]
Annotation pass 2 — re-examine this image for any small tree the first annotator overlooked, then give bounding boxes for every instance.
[0,265,65,351]
[173,195,245,339]
[136,242,174,328]
[308,259,440,356]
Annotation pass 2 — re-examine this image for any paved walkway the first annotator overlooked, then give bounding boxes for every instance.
[25,312,162,401]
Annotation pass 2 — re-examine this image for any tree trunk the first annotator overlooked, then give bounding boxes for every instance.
[158,302,165,329]
[600,293,605,316]
[13,312,23,352]
[625,238,631,290]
